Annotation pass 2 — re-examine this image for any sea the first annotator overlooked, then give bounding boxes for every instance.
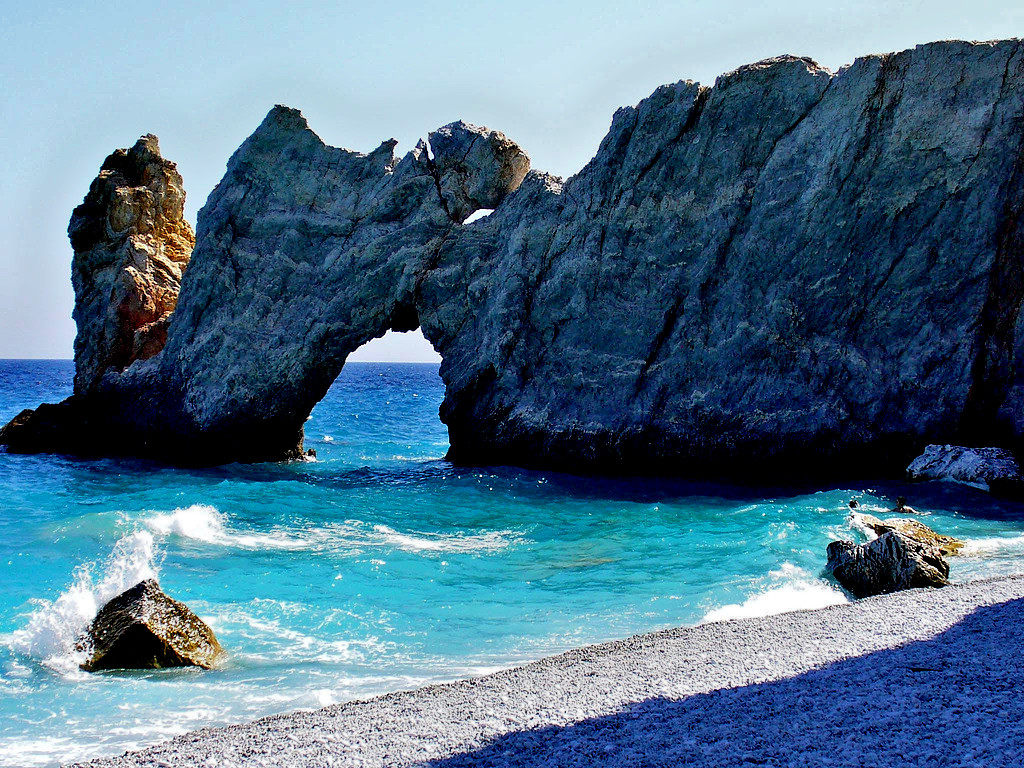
[2,359,1024,766]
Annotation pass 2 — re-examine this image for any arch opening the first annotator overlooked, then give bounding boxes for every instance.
[305,328,448,464]
[347,328,441,364]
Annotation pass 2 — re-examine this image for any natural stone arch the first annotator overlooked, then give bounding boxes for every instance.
[2,108,529,463]
[6,40,1024,480]
[132,108,528,461]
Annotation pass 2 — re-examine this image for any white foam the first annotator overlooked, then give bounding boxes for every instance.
[960,533,1024,557]
[144,505,307,551]
[848,512,880,540]
[141,505,524,555]
[701,563,848,624]
[146,504,226,543]
[5,531,159,672]
[367,524,521,553]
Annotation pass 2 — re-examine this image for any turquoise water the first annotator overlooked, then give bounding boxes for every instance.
[2,360,1024,766]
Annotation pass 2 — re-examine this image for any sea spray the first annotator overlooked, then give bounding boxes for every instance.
[144,504,308,551]
[5,531,160,670]
[146,504,227,543]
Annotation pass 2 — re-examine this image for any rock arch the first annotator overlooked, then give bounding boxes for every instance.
[139,107,528,461]
[5,40,1024,479]
[2,108,529,463]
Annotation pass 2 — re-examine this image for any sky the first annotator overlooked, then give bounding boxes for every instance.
[1,1,1021,361]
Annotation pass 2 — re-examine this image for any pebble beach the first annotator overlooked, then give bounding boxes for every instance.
[73,575,1024,768]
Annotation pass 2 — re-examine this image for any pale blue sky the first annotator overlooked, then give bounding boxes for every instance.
[1,1,1021,361]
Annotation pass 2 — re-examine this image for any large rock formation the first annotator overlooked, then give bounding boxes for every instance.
[79,580,222,671]
[4,40,1024,479]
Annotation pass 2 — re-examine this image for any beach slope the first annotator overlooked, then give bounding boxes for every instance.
[73,576,1024,767]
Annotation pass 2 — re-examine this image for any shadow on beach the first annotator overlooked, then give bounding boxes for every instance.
[426,598,1023,767]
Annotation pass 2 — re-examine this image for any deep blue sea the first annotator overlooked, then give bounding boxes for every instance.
[2,360,1024,766]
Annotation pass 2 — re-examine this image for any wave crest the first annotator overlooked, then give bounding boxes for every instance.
[141,505,524,555]
[701,563,848,624]
[144,505,306,550]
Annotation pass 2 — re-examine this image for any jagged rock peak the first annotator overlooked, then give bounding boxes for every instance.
[69,134,194,395]
[719,54,830,81]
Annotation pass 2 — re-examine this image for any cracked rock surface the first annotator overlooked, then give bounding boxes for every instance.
[79,580,222,672]
[907,444,1024,494]
[827,531,951,597]
[5,40,1024,475]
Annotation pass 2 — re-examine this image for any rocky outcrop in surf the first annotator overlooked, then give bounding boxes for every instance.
[854,513,963,556]
[907,444,1024,496]
[3,39,1024,478]
[79,579,221,671]
[826,533,950,598]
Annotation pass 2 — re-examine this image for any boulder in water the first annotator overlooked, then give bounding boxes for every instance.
[79,579,222,672]
[826,532,949,598]
[854,513,963,556]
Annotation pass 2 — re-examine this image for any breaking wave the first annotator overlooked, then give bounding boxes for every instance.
[145,505,308,550]
[960,533,1024,557]
[142,504,523,554]
[700,563,848,624]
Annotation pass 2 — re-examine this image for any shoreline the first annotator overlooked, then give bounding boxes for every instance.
[72,574,1024,767]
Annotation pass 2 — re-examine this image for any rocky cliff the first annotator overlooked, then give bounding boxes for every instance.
[4,39,1024,479]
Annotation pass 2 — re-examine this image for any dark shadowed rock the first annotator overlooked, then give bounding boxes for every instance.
[0,409,34,447]
[826,533,950,598]
[80,580,221,672]
[5,40,1024,479]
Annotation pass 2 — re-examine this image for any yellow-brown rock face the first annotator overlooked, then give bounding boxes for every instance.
[69,135,194,395]
[856,513,964,556]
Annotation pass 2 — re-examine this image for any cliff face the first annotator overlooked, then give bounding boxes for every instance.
[431,41,1024,473]
[4,39,1024,477]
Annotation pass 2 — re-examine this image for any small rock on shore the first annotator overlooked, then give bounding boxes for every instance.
[827,532,949,599]
[79,579,222,672]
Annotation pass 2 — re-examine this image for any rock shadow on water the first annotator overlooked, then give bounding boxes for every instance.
[425,598,1024,767]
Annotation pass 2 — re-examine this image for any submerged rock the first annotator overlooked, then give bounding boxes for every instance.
[854,513,963,556]
[906,444,1024,496]
[80,580,221,672]
[826,533,949,598]
[5,40,1024,478]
